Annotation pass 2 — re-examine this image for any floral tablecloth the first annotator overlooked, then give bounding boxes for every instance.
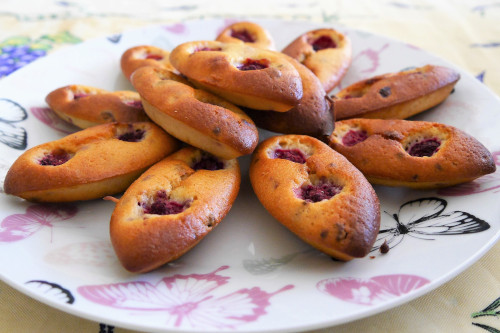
[1,0,499,332]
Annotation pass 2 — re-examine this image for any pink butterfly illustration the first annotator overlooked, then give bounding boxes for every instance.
[438,151,500,196]
[0,204,78,242]
[78,266,293,329]
[317,274,430,306]
[44,241,117,267]
[163,23,187,34]
[30,106,79,134]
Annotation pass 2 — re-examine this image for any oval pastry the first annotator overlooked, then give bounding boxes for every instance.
[282,28,352,93]
[3,122,179,202]
[328,118,496,188]
[334,65,460,120]
[250,135,380,260]
[110,147,241,273]
[131,66,259,159]
[169,40,303,112]
[45,85,149,129]
[120,45,175,81]
[215,21,275,50]
[245,55,335,140]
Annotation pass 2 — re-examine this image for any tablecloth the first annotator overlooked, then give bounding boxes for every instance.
[0,0,499,332]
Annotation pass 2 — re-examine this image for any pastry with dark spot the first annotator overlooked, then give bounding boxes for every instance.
[334,65,460,120]
[329,118,496,189]
[250,134,380,261]
[215,21,275,50]
[110,147,240,273]
[120,45,175,81]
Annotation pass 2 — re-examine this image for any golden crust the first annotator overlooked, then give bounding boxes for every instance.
[249,135,380,260]
[328,119,496,188]
[4,122,179,202]
[245,55,335,140]
[131,66,259,159]
[110,147,241,273]
[334,65,460,120]
[282,28,352,93]
[45,85,149,129]
[215,21,275,50]
[120,45,175,81]
[169,41,303,112]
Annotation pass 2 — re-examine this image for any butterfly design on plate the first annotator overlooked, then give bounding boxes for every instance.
[25,280,75,304]
[0,204,78,243]
[371,197,490,252]
[0,98,28,150]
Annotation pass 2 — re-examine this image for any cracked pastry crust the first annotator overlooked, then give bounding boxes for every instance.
[131,66,259,160]
[45,85,149,129]
[120,45,175,81]
[249,134,380,261]
[110,147,241,273]
[3,122,179,202]
[328,118,496,189]
[282,28,352,93]
[334,65,460,120]
[169,40,303,112]
[215,21,275,50]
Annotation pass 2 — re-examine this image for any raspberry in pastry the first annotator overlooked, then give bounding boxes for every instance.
[169,40,303,112]
[328,118,496,188]
[120,45,175,81]
[249,135,380,261]
[215,21,275,50]
[45,85,149,129]
[3,122,179,202]
[245,55,335,140]
[334,65,460,120]
[282,28,352,93]
[131,66,259,159]
[110,147,241,273]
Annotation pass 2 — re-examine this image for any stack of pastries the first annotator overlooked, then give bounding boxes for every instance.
[3,21,495,273]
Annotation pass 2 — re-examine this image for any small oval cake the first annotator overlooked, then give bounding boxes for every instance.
[3,122,179,202]
[120,45,175,81]
[131,66,259,159]
[245,55,335,140]
[110,147,241,273]
[249,135,380,261]
[282,28,352,93]
[45,85,149,129]
[215,21,275,50]
[328,118,496,188]
[334,65,460,120]
[169,40,303,112]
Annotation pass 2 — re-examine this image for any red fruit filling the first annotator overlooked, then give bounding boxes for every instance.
[193,155,224,171]
[124,100,143,109]
[145,54,163,60]
[300,182,342,203]
[273,149,306,164]
[311,35,337,51]
[342,130,368,146]
[407,138,441,157]
[230,29,255,43]
[194,47,222,52]
[39,152,71,166]
[140,190,188,215]
[73,93,89,100]
[118,129,145,142]
[237,58,270,71]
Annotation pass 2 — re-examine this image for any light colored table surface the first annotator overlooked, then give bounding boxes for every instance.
[1,1,499,332]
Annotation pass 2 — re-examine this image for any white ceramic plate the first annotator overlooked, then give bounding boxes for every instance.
[0,19,499,333]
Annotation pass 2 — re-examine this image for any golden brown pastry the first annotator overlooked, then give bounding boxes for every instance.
[250,135,380,261]
[169,40,303,112]
[120,45,175,81]
[334,65,460,120]
[45,85,149,129]
[328,118,496,188]
[131,66,259,160]
[215,21,275,50]
[282,28,352,93]
[3,122,179,202]
[245,55,335,140]
[110,147,241,273]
